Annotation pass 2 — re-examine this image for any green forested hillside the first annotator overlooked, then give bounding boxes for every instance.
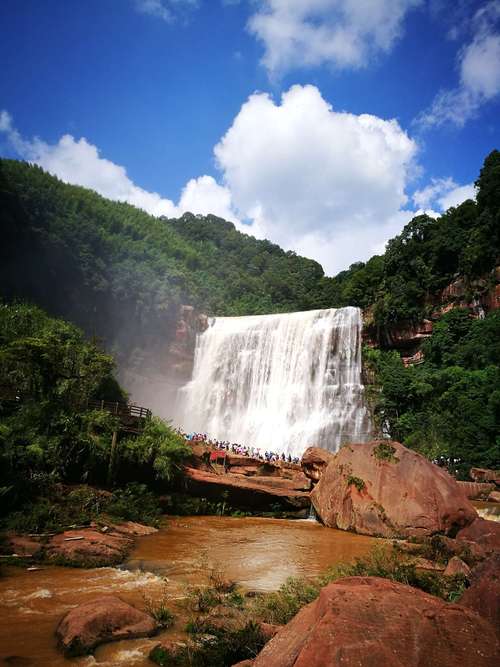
[0,151,499,474]
[1,151,498,344]
[0,302,189,524]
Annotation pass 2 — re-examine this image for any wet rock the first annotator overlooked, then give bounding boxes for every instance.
[111,521,158,536]
[456,518,500,554]
[311,440,476,538]
[183,467,310,512]
[301,447,336,483]
[489,491,500,503]
[459,554,500,636]
[248,577,499,667]
[45,527,133,566]
[3,534,43,558]
[56,596,157,656]
[444,556,472,578]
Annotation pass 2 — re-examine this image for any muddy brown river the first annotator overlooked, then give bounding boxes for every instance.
[0,516,378,666]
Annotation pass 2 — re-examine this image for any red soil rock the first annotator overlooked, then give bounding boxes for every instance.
[56,596,157,656]
[311,440,477,538]
[301,447,336,483]
[459,554,500,637]
[248,577,499,667]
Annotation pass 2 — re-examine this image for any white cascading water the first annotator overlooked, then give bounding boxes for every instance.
[177,307,372,458]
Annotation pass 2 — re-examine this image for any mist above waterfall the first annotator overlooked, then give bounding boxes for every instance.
[177,307,372,457]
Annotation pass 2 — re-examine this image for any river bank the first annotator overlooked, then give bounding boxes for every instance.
[0,515,379,666]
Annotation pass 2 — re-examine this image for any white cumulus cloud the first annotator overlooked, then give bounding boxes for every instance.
[214,84,419,273]
[0,111,238,222]
[417,1,500,128]
[413,177,476,212]
[5,85,460,275]
[248,0,421,76]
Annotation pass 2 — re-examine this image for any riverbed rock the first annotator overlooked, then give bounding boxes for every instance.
[56,596,158,656]
[311,440,477,538]
[183,467,310,511]
[111,521,159,536]
[459,554,500,636]
[45,527,133,566]
[2,533,43,558]
[456,518,500,554]
[301,447,336,483]
[245,577,499,667]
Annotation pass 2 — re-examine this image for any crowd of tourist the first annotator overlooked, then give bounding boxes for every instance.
[179,430,301,465]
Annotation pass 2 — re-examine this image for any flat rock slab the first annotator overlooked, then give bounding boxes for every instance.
[248,576,499,667]
[184,467,310,511]
[56,595,157,656]
[46,528,133,566]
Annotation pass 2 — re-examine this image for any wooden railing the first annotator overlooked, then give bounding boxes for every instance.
[87,399,152,420]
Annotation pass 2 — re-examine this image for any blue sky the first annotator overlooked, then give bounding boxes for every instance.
[1,0,499,274]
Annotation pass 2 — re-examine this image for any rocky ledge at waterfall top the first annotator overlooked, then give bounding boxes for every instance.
[305,440,477,538]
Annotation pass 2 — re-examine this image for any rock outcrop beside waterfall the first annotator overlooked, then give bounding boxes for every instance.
[239,577,499,667]
[307,440,477,538]
[182,444,311,513]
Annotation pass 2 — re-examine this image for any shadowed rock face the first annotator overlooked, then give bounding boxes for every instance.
[56,596,157,656]
[457,518,500,554]
[247,577,499,667]
[459,554,500,637]
[311,440,477,538]
[183,467,310,512]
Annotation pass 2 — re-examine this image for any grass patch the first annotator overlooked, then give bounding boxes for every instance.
[143,582,175,628]
[347,475,366,492]
[372,443,399,463]
[150,622,266,667]
[251,544,470,625]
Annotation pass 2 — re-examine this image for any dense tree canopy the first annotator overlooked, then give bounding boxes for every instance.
[365,309,500,474]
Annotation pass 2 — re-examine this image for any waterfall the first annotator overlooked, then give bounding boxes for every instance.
[177,307,372,458]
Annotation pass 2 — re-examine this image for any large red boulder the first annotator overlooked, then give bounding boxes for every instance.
[311,441,477,538]
[459,554,500,636]
[56,596,158,656]
[247,577,499,667]
[301,447,336,483]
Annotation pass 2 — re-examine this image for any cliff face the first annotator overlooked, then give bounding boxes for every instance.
[364,266,500,366]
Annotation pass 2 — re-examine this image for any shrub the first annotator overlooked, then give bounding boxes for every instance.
[106,482,161,525]
[347,475,365,492]
[373,442,399,463]
[143,582,175,628]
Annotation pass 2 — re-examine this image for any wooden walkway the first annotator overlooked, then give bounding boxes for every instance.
[86,399,152,433]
